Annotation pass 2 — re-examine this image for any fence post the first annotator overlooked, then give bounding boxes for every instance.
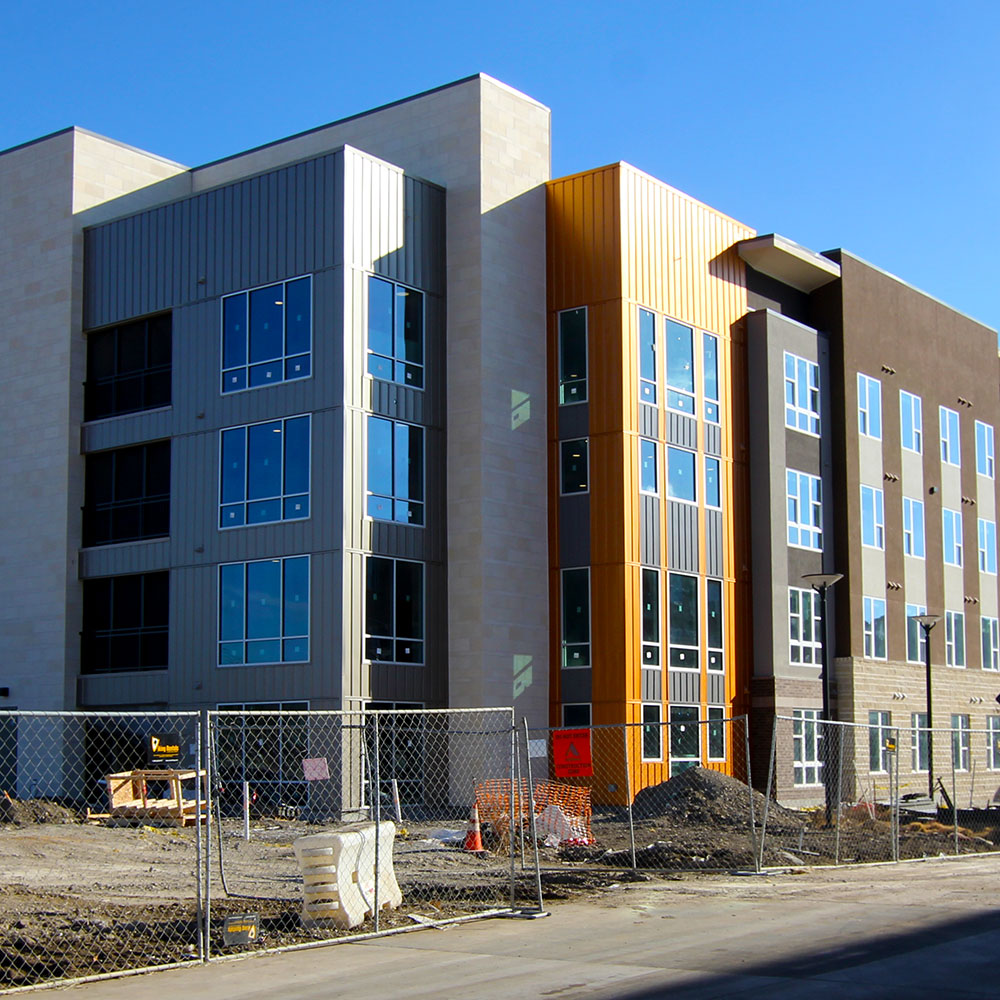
[510,713,517,903]
[623,723,636,870]
[894,727,901,863]
[195,713,204,962]
[203,709,212,961]
[522,718,545,913]
[372,712,381,933]
[743,717,759,874]
[758,715,777,871]
[834,724,843,865]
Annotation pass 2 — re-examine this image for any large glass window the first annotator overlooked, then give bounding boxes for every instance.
[85,313,172,420]
[793,708,822,786]
[220,416,310,528]
[365,558,424,664]
[640,439,659,495]
[667,446,696,502]
[665,319,695,415]
[863,596,887,659]
[912,712,929,772]
[367,417,424,525]
[668,573,698,670]
[945,610,966,667]
[857,374,882,439]
[641,568,660,667]
[558,307,587,405]
[906,603,928,663]
[562,703,592,728]
[222,277,311,393]
[868,710,892,773]
[943,508,964,566]
[84,441,170,546]
[669,705,700,773]
[861,485,885,549]
[982,616,999,672]
[642,703,662,761]
[561,568,590,668]
[940,406,960,466]
[81,571,168,674]
[703,333,720,423]
[951,714,970,771]
[639,308,657,404]
[976,421,995,478]
[705,457,721,509]
[784,352,820,435]
[979,518,997,574]
[787,469,822,550]
[903,497,925,558]
[219,557,309,666]
[988,716,1000,770]
[706,579,724,673]
[707,707,726,760]
[789,587,822,665]
[368,276,424,389]
[560,439,589,495]
[900,391,923,453]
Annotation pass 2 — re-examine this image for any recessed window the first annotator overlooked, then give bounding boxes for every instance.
[220,416,310,528]
[703,333,720,423]
[863,596,887,659]
[707,707,726,760]
[906,603,928,663]
[642,703,663,761]
[667,446,696,502]
[903,497,925,558]
[368,276,424,389]
[640,439,659,495]
[639,308,657,404]
[951,714,970,770]
[561,568,590,668]
[784,352,820,435]
[861,485,885,549]
[668,573,698,670]
[900,391,923,453]
[85,313,172,420]
[912,712,929,772]
[786,469,822,550]
[988,717,1000,769]
[219,556,309,666]
[641,568,660,667]
[665,319,695,415]
[793,709,822,786]
[562,703,591,727]
[789,587,822,665]
[365,557,424,665]
[982,616,999,672]
[979,518,997,574]
[705,457,721,509]
[81,571,168,674]
[977,421,995,478]
[84,441,170,546]
[943,508,964,566]
[945,610,966,667]
[858,374,882,439]
[868,710,892,773]
[669,705,700,773]
[367,416,424,525]
[560,439,589,495]
[558,307,587,405]
[940,406,960,466]
[706,579,724,673]
[222,277,311,393]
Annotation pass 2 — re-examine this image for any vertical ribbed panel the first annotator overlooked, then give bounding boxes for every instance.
[707,673,726,706]
[641,669,663,702]
[666,412,698,450]
[558,495,591,567]
[669,671,700,704]
[705,509,723,577]
[639,494,660,566]
[667,502,699,573]
[704,423,722,457]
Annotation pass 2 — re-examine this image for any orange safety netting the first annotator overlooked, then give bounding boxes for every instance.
[474,778,592,844]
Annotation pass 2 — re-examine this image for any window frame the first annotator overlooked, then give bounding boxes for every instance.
[665,318,696,416]
[641,568,661,668]
[640,438,659,496]
[666,445,696,503]
[900,390,923,454]
[367,275,425,390]
[940,406,960,466]
[857,374,882,440]
[951,714,971,771]
[707,706,726,761]
[558,307,588,405]
[638,307,657,405]
[906,603,928,664]
[902,497,925,558]
[860,484,885,549]
[786,469,823,550]
[912,712,929,773]
[704,456,721,510]
[868,710,892,774]
[365,415,426,527]
[943,508,964,567]
[81,571,169,675]
[793,708,823,786]
[979,518,997,574]
[976,420,995,478]
[559,438,589,496]
[982,616,1000,672]
[641,703,663,762]
[669,704,700,772]
[784,351,820,436]
[988,716,1000,770]
[945,609,966,667]
[863,596,888,660]
[561,567,591,669]
[668,573,699,672]
[705,579,724,673]
[562,703,592,728]
[703,332,720,424]
[364,556,425,666]
[789,586,823,666]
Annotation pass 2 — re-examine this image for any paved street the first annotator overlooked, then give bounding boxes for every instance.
[59,856,1000,999]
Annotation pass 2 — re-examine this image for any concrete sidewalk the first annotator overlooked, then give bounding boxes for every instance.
[57,856,1000,999]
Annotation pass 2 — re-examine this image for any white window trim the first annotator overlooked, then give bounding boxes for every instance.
[792,708,823,787]
[786,468,822,551]
[707,706,727,761]
[987,716,1000,770]
[976,420,995,479]
[860,484,885,550]
[641,703,663,762]
[638,307,657,406]
[704,456,722,510]
[666,445,697,504]
[940,406,960,467]
[903,497,925,559]
[863,596,887,660]
[788,586,823,667]
[906,603,928,664]
[858,373,882,440]
[945,610,966,668]
[982,616,1000,672]
[868,711,892,774]
[639,438,659,496]
[784,351,821,437]
[943,508,964,567]
[900,390,923,454]
[979,518,997,575]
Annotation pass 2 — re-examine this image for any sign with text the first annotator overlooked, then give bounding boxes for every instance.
[146,733,181,766]
[552,728,593,778]
[222,914,259,946]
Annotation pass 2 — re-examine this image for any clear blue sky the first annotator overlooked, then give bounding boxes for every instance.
[4,1,997,332]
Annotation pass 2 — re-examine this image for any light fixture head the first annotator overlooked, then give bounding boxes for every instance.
[910,613,942,630]
[802,572,843,590]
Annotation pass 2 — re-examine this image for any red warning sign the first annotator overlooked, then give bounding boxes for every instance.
[552,728,593,778]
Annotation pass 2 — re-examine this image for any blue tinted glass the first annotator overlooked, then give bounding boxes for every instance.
[400,361,423,389]
[249,285,284,363]
[247,499,282,523]
[369,277,394,358]
[223,294,247,370]
[640,440,657,493]
[368,495,392,519]
[395,423,423,502]
[668,447,696,502]
[220,504,245,528]
[284,638,308,661]
[703,333,718,401]
[219,564,245,641]
[284,557,309,637]
[639,309,656,382]
[247,421,282,500]
[666,320,694,393]
[285,354,310,380]
[223,368,246,393]
[368,354,393,380]
[397,287,423,364]
[705,457,720,507]
[220,427,246,504]
[246,560,281,639]
[219,642,244,665]
[284,495,308,519]
[284,417,310,496]
[249,361,280,386]
[284,278,311,356]
[667,389,694,414]
[247,639,281,664]
[395,500,424,525]
[368,417,393,500]
[862,488,875,546]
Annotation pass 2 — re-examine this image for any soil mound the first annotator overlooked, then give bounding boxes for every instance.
[0,797,78,826]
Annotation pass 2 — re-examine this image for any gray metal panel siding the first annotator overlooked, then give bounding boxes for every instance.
[666,412,697,450]
[77,671,170,708]
[559,495,591,567]
[707,673,726,706]
[666,502,699,572]
[639,495,660,566]
[557,403,589,440]
[705,509,723,577]
[639,404,658,438]
[669,671,700,704]
[561,669,591,703]
[704,423,721,457]
[641,669,663,702]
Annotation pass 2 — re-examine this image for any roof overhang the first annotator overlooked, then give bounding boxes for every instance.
[738,233,841,293]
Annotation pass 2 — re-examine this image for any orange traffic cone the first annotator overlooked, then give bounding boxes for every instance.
[463,803,485,853]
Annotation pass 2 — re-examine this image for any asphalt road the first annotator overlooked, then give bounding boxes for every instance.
[58,855,1000,999]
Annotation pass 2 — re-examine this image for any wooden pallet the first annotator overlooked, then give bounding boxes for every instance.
[88,769,208,827]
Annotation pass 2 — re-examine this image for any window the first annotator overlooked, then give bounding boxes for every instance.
[638,308,657,404]
[561,568,590,667]
[789,587,823,665]
[707,707,726,760]
[988,716,1000,770]
[562,703,591,728]
[640,439,659,495]
[365,557,424,664]
[982,617,1000,671]
[668,573,698,670]
[868,710,892,773]
[85,313,171,420]
[863,596,887,659]
[900,391,923,453]
[221,416,310,528]
[665,319,695,415]
[858,374,882,439]
[368,276,423,389]
[560,439,589,495]
[705,457,721,509]
[558,307,587,404]
[976,421,995,478]
[861,485,885,549]
[222,277,311,393]
[912,712,929,772]
[979,518,997,574]
[642,703,663,761]
[945,610,966,667]
[667,446,695,502]
[706,579,724,673]
[219,557,309,666]
[793,709,822,786]
[703,333,720,423]
[951,714,970,771]
[903,498,925,558]
[669,705,700,772]
[81,571,168,674]
[84,441,170,546]
[641,568,660,667]
[784,352,820,435]
[943,508,964,566]
[940,406,960,465]
[367,417,424,525]
[786,469,822,550]
[906,603,928,663]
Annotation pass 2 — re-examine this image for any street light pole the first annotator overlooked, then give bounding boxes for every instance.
[911,613,941,800]
[803,572,843,825]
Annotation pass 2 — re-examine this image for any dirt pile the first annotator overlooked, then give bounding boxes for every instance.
[0,797,79,826]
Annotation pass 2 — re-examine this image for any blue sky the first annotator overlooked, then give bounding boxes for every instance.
[4,1,997,331]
